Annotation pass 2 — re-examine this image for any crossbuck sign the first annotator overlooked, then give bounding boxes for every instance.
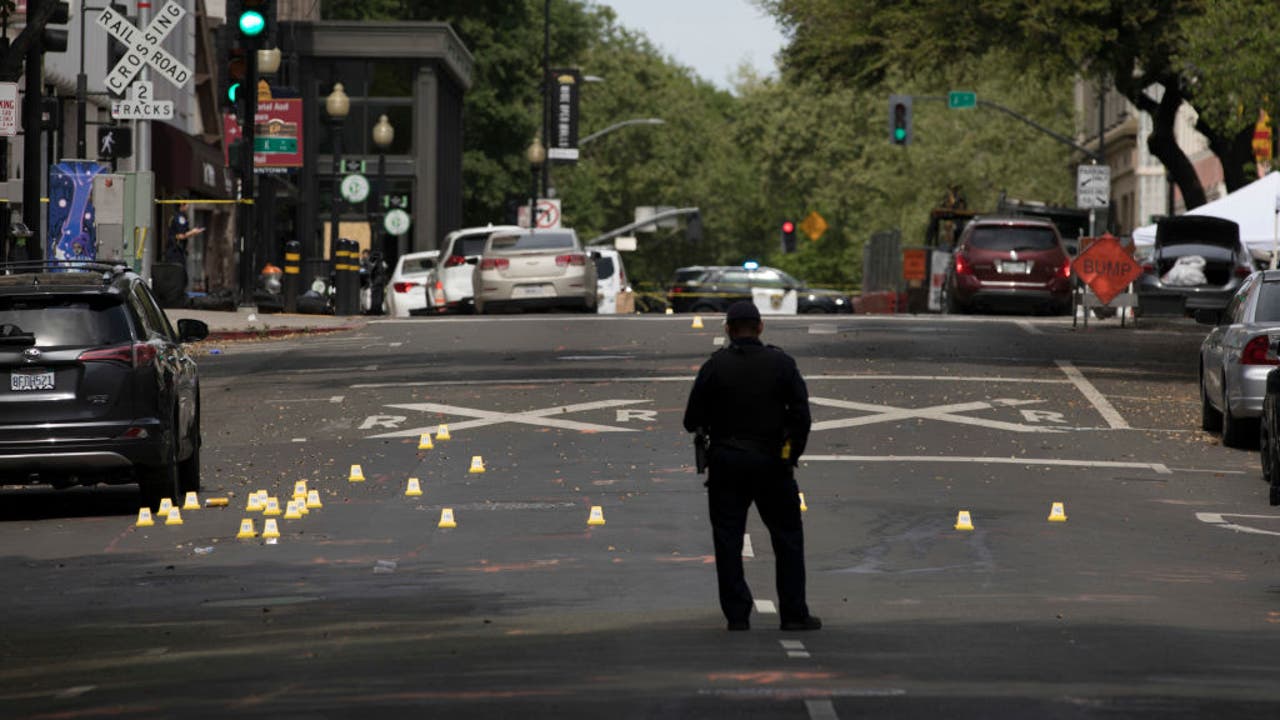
[96,1,192,97]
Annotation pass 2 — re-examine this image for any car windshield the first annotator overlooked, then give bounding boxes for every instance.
[451,236,490,258]
[1254,282,1280,323]
[490,232,576,251]
[0,296,133,347]
[970,226,1058,251]
[401,257,436,274]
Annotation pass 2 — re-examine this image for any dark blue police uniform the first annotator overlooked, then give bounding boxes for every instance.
[683,301,818,631]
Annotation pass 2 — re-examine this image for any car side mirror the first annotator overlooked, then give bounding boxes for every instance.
[177,318,209,343]
[1193,309,1222,326]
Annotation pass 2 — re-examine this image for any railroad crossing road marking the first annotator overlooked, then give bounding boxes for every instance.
[809,397,1061,434]
[363,399,649,438]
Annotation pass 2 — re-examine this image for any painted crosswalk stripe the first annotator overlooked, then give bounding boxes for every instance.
[754,599,777,614]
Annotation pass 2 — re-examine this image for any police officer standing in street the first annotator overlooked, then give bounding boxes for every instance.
[684,300,820,632]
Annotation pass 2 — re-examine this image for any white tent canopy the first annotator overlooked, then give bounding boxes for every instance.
[1132,171,1280,254]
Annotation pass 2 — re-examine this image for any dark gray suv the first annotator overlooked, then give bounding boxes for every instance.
[0,262,208,508]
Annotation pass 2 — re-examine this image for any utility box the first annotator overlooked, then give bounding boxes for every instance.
[92,171,154,275]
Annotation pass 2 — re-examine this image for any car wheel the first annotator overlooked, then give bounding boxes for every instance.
[1221,394,1254,448]
[1200,374,1223,432]
[139,428,180,510]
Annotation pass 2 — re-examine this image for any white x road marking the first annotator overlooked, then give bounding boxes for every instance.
[809,397,1061,434]
[97,1,192,95]
[366,399,648,439]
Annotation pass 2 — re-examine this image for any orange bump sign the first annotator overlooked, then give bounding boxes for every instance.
[1071,235,1142,305]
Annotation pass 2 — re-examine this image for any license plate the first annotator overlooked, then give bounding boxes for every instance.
[513,285,554,298]
[999,261,1029,274]
[11,369,54,391]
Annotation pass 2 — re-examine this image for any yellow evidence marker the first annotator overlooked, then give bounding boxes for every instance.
[135,507,155,527]
[954,510,974,531]
[1048,502,1068,523]
[587,506,606,526]
[405,477,423,497]
[349,464,366,482]
[236,519,256,539]
[438,508,457,529]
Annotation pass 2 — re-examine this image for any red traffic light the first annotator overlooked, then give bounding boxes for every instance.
[782,221,795,233]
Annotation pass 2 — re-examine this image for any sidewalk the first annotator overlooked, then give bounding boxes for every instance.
[166,307,365,341]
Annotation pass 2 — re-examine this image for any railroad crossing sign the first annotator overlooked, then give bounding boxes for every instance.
[96,1,192,96]
[1072,234,1142,305]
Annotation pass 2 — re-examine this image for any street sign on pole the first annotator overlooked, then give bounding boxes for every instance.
[1076,164,1111,209]
[109,81,174,120]
[947,91,977,109]
[1072,234,1142,305]
[517,199,562,229]
[0,82,17,136]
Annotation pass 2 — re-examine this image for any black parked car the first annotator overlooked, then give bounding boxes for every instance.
[666,264,852,314]
[1260,362,1280,505]
[0,262,208,508]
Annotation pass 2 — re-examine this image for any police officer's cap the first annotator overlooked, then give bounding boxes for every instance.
[725,300,761,322]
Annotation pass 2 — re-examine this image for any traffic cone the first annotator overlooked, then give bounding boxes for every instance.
[349,464,365,482]
[433,281,446,309]
[587,505,606,526]
[469,456,486,473]
[799,492,808,512]
[182,492,200,511]
[284,500,303,520]
[438,508,457,529]
[1048,502,1068,523]
[135,507,154,527]
[236,518,256,539]
[246,492,264,512]
[954,510,974,531]
[157,497,173,518]
[418,433,434,450]
[262,518,281,540]
[165,508,184,526]
[691,315,704,329]
[306,489,323,509]
[293,480,308,500]
[436,425,451,441]
[263,497,282,517]
[405,477,423,497]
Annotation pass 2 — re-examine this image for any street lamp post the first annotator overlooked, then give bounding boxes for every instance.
[526,137,546,232]
[579,117,665,148]
[326,82,351,314]
[371,114,394,253]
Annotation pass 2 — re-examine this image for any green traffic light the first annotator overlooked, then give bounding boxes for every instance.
[228,82,240,103]
[238,10,266,36]
[894,128,906,141]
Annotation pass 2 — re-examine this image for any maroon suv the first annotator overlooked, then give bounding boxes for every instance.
[945,217,1073,314]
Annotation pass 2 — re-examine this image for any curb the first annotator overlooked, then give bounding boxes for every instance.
[206,323,364,342]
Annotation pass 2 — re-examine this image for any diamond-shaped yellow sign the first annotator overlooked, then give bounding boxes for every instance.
[799,211,828,242]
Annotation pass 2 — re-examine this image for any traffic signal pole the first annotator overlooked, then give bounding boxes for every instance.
[238,34,259,302]
[22,35,43,260]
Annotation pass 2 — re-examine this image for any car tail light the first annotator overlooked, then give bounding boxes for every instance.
[1241,335,1279,366]
[479,258,509,271]
[954,254,972,275]
[444,255,468,267]
[1235,264,1254,278]
[1142,262,1156,274]
[1057,258,1071,278]
[116,427,150,440]
[670,285,685,295]
[392,282,419,294]
[556,254,586,267]
[79,342,156,368]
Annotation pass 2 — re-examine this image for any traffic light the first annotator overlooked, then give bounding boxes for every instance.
[889,94,913,145]
[33,0,70,53]
[216,24,248,112]
[781,220,797,254]
[235,0,276,40]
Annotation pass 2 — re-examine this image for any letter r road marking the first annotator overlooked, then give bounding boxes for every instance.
[616,409,658,423]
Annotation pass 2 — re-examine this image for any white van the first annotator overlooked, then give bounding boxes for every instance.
[593,247,633,314]
[437,224,523,313]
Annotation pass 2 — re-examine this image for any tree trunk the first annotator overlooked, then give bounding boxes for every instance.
[1135,84,1208,210]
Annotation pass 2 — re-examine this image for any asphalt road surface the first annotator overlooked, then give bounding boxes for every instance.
[3,314,1279,719]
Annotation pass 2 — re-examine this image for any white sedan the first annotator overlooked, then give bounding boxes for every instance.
[383,250,441,318]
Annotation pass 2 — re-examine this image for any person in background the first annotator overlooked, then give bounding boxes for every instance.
[165,202,205,266]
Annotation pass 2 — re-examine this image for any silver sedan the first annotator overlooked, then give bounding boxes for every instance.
[1199,270,1280,447]
[472,229,598,314]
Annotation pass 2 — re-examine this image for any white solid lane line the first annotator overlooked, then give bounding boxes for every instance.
[1195,512,1280,537]
[803,454,1173,474]
[806,699,839,720]
[349,374,1072,389]
[742,534,755,558]
[1056,359,1130,429]
[1016,320,1044,335]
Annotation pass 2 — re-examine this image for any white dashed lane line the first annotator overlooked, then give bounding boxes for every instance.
[806,699,839,720]
[1056,359,1130,429]
[781,640,810,659]
[753,599,777,615]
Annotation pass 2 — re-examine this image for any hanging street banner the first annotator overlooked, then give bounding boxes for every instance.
[548,68,581,162]
[97,0,192,96]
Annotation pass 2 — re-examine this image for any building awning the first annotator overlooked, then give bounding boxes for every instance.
[151,122,235,200]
